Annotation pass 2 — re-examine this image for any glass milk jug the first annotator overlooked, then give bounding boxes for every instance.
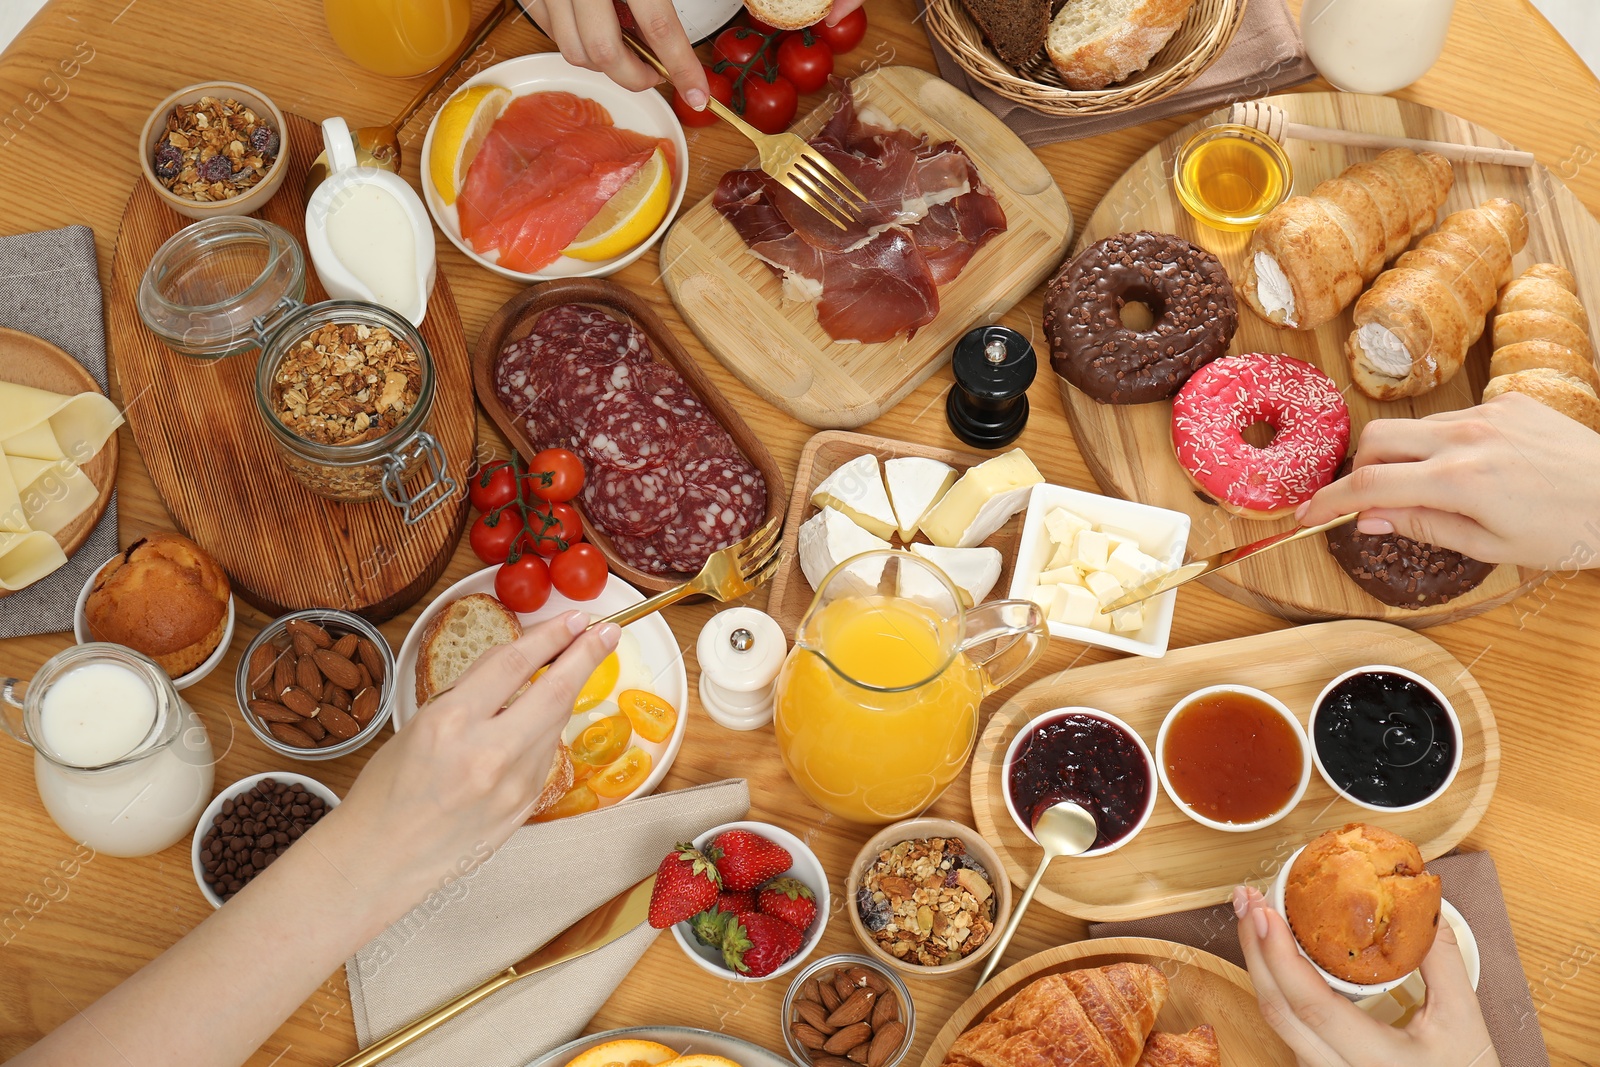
[1301,0,1456,94]
[3,644,215,857]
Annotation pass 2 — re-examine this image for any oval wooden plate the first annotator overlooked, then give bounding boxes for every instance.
[920,937,1292,1067]
[0,328,118,599]
[1062,91,1600,626]
[970,619,1498,922]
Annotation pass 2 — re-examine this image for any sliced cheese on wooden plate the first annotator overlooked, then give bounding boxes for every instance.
[905,543,1001,607]
[810,454,897,540]
[798,505,892,590]
[920,448,1043,548]
[884,456,957,541]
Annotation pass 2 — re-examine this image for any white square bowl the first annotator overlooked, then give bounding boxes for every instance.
[1006,484,1190,658]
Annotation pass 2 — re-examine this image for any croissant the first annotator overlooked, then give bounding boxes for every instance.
[1243,148,1454,330]
[1137,1026,1220,1067]
[943,964,1168,1067]
[1482,263,1600,432]
[1346,197,1529,400]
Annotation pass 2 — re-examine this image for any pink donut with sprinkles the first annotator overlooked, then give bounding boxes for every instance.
[1171,353,1350,519]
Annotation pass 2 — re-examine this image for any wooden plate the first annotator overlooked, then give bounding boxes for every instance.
[920,937,1293,1067]
[473,278,787,596]
[969,620,1498,922]
[1061,91,1600,626]
[0,328,118,598]
[661,66,1074,429]
[764,430,1022,636]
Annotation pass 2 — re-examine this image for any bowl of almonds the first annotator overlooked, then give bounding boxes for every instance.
[781,954,914,1067]
[235,608,394,759]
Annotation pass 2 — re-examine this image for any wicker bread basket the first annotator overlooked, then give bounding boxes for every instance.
[925,0,1248,117]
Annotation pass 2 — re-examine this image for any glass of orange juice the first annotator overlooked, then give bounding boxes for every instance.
[324,0,472,77]
[773,550,1048,824]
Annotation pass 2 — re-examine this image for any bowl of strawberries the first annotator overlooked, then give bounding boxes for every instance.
[649,820,831,983]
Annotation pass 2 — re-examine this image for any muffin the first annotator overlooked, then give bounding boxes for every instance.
[1284,823,1441,985]
[86,532,230,676]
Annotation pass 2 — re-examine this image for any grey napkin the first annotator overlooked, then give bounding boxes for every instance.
[346,780,751,1067]
[924,0,1320,147]
[0,225,118,639]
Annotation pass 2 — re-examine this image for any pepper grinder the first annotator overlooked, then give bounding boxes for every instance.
[695,607,787,731]
[946,325,1037,449]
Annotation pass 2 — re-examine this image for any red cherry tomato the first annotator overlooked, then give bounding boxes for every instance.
[470,512,532,565]
[525,447,585,503]
[495,553,552,613]
[550,543,609,601]
[672,65,734,127]
[815,7,867,53]
[714,26,773,76]
[527,500,584,557]
[739,74,798,134]
[777,32,834,93]
[468,461,517,512]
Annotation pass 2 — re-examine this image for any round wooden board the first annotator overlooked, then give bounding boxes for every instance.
[919,937,1293,1067]
[0,328,118,599]
[1061,91,1600,626]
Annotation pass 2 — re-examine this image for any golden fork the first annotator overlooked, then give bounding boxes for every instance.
[619,33,867,229]
[596,513,783,628]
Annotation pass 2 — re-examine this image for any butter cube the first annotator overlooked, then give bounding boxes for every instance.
[1045,507,1092,547]
[1045,539,1078,570]
[1083,568,1124,607]
[1027,584,1056,613]
[1099,524,1144,552]
[1110,603,1145,633]
[1050,584,1099,628]
[1090,603,1114,632]
[1037,565,1085,588]
[1105,542,1164,587]
[1073,529,1111,571]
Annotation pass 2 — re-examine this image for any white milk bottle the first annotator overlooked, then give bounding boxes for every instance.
[1301,0,1456,95]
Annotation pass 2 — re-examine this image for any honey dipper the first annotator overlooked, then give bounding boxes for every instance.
[1228,101,1535,167]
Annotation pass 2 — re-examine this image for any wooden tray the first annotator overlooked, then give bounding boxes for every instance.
[661,66,1074,429]
[1061,91,1600,626]
[473,278,788,596]
[764,430,1021,636]
[0,329,118,597]
[920,938,1292,1067]
[969,620,1498,922]
[105,113,474,622]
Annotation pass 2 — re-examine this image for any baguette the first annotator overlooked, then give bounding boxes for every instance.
[415,592,523,704]
[1045,0,1195,91]
[742,0,828,31]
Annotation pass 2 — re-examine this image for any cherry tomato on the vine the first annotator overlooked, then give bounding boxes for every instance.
[714,26,773,76]
[777,32,834,93]
[468,461,517,512]
[527,500,584,557]
[550,542,609,601]
[672,65,734,127]
[525,447,585,503]
[740,73,798,134]
[495,553,552,613]
[814,7,867,53]
[470,512,530,565]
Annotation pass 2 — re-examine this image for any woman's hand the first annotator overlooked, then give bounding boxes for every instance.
[1233,885,1499,1067]
[1298,392,1600,570]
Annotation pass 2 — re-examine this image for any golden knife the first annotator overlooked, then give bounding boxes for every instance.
[1099,512,1360,614]
[334,873,657,1067]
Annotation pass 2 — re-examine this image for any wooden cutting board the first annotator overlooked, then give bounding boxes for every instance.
[661,65,1074,430]
[105,113,474,622]
[969,620,1498,923]
[1064,91,1600,626]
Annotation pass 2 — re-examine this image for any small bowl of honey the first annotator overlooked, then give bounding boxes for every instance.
[1172,124,1293,232]
[1156,684,1310,832]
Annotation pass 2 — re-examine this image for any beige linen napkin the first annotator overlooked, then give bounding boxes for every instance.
[346,780,750,1067]
[1088,852,1550,1067]
[923,0,1319,147]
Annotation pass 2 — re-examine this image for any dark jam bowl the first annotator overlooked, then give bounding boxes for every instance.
[1310,666,1462,813]
[1002,708,1158,857]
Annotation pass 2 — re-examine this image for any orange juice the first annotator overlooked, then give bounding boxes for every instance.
[773,595,986,824]
[324,0,471,77]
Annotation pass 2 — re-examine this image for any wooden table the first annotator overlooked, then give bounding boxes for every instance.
[1,2,1597,1064]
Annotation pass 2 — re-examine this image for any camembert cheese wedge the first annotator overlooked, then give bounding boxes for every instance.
[919,448,1044,549]
[810,454,896,540]
[904,543,1002,607]
[798,505,892,590]
[883,456,957,541]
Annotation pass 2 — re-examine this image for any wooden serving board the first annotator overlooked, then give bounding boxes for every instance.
[920,938,1292,1067]
[105,113,474,622]
[969,619,1498,922]
[764,429,1021,636]
[661,65,1074,429]
[1064,91,1600,626]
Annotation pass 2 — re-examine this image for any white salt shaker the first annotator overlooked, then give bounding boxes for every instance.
[696,607,786,731]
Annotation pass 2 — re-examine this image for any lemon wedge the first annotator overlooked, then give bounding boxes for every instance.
[428,84,511,206]
[562,148,672,262]
[565,1040,681,1067]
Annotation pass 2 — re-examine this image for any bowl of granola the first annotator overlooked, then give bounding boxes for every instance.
[140,81,288,219]
[846,818,1012,980]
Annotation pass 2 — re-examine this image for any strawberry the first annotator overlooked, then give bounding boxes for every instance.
[756,877,816,930]
[687,907,732,948]
[716,888,758,917]
[721,912,804,977]
[712,829,792,891]
[647,843,722,929]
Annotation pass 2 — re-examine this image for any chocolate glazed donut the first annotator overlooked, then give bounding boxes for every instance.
[1044,231,1240,405]
[1326,521,1496,608]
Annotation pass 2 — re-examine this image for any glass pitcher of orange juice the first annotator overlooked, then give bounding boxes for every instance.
[325,0,472,77]
[774,550,1048,824]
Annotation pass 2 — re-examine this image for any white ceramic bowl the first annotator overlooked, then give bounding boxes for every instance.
[191,771,340,909]
[1272,844,1412,999]
[1001,707,1159,858]
[1309,665,1463,814]
[74,556,235,690]
[1006,483,1190,658]
[669,820,830,983]
[1155,684,1311,833]
[420,53,689,282]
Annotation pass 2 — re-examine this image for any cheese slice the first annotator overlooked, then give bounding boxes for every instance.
[919,449,1044,548]
[810,454,897,540]
[884,456,957,541]
[907,543,1002,607]
[0,382,122,463]
[0,530,68,591]
[798,506,892,591]
[2,421,64,461]
[0,456,26,534]
[8,457,99,536]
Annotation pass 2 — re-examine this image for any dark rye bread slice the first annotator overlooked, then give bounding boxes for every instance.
[958,0,1051,67]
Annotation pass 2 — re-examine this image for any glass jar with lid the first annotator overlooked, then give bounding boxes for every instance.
[136,216,455,524]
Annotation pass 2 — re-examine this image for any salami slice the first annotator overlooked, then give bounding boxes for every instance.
[674,424,738,462]
[584,389,678,471]
[609,532,675,575]
[657,455,766,572]
[580,463,685,539]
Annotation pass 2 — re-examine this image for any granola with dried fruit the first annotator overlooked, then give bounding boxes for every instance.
[153,96,280,202]
[271,323,422,446]
[855,836,996,966]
